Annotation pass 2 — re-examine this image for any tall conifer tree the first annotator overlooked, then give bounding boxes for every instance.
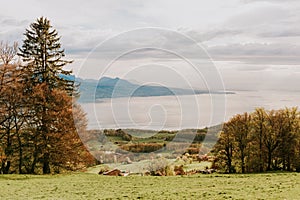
[19,17,77,174]
[18,17,75,95]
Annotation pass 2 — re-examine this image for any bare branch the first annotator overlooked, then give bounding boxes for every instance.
[0,41,18,65]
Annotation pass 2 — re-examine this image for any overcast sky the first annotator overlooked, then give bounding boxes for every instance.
[1,0,300,91]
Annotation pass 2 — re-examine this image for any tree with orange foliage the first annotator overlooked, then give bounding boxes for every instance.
[0,17,94,174]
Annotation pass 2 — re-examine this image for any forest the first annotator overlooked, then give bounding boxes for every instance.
[213,107,300,173]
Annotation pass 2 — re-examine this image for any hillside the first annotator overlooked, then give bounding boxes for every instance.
[76,76,234,102]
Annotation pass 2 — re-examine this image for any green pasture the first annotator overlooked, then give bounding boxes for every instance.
[1,172,299,199]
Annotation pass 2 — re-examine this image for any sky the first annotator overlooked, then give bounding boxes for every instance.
[1,0,300,91]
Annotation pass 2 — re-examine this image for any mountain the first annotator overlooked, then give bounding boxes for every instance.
[75,76,234,103]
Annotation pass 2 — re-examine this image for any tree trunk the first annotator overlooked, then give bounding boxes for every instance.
[267,150,272,171]
[282,155,286,171]
[287,154,291,171]
[30,146,39,174]
[2,161,11,174]
[17,135,23,174]
[241,155,245,173]
[259,126,263,172]
[3,131,12,174]
[43,153,50,174]
[18,147,23,174]
[227,145,233,173]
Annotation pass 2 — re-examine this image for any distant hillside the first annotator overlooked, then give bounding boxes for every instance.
[75,76,234,103]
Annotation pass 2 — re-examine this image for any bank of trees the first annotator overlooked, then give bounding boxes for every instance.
[213,107,300,173]
[0,17,94,174]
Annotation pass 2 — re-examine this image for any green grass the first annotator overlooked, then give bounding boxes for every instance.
[1,172,300,199]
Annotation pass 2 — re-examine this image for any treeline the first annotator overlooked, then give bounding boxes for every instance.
[0,17,94,174]
[104,129,132,141]
[213,107,300,173]
[103,128,208,143]
[121,143,164,153]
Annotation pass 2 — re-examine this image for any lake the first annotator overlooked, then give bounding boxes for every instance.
[80,90,300,130]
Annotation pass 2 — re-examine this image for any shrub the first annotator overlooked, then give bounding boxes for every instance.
[165,165,175,176]
[121,143,163,153]
[98,165,110,174]
[147,157,168,176]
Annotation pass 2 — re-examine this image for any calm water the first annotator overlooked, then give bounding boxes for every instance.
[80,90,300,130]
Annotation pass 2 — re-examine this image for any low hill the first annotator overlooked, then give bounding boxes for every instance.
[76,76,234,102]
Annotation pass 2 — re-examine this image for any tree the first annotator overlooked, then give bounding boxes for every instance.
[277,108,299,171]
[24,85,93,173]
[212,127,235,173]
[18,17,75,95]
[18,17,81,174]
[252,108,267,172]
[0,41,18,65]
[0,42,26,174]
[232,113,251,173]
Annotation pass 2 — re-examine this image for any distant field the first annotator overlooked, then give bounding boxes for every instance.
[86,161,212,174]
[1,172,300,199]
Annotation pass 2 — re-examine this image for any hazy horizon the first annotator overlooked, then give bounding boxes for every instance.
[81,90,300,130]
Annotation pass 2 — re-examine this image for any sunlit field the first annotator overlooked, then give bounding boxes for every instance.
[1,172,300,199]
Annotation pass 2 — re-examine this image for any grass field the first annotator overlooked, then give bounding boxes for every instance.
[1,172,300,199]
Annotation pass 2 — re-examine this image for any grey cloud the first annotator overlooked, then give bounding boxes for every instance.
[234,65,270,72]
[242,0,298,3]
[257,28,300,38]
[65,26,300,67]
[1,0,300,84]
[1,18,29,27]
[208,43,300,65]
[72,29,212,62]
[225,4,290,29]
[186,29,243,42]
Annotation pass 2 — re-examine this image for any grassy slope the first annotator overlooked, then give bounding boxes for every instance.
[1,172,300,199]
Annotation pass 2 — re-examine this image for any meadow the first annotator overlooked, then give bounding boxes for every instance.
[1,172,300,199]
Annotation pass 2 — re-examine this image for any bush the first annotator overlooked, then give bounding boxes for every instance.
[165,165,175,176]
[104,129,132,141]
[121,143,164,153]
[186,147,199,155]
[98,165,110,174]
[147,157,168,176]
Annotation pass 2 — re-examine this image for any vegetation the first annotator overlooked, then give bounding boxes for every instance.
[81,128,216,165]
[102,128,209,148]
[0,17,94,174]
[1,172,300,199]
[213,107,300,173]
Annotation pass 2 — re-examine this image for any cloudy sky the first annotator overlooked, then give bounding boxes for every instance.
[1,0,300,91]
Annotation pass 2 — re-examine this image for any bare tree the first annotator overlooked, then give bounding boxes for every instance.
[0,41,18,65]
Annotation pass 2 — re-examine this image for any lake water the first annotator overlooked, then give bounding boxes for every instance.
[80,90,300,130]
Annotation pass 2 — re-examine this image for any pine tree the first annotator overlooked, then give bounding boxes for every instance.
[0,36,91,174]
[18,17,78,174]
[18,17,75,95]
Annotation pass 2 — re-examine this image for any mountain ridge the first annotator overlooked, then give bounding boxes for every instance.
[74,76,234,103]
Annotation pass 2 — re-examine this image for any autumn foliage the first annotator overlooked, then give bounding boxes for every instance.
[213,107,300,173]
[0,17,94,174]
